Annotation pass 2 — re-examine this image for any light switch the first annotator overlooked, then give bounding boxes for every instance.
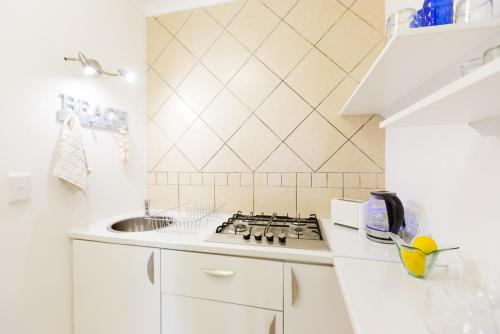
[7,173,31,204]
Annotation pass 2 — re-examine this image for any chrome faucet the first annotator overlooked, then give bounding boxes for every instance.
[144,199,151,217]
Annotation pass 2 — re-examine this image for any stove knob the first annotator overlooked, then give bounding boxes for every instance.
[278,233,286,243]
[266,232,274,242]
[243,231,251,240]
[254,231,262,241]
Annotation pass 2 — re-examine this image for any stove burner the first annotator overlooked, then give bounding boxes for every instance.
[291,226,305,236]
[233,222,248,233]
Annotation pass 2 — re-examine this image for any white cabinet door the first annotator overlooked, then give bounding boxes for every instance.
[73,240,160,334]
[284,263,353,334]
[163,294,283,334]
[163,250,283,310]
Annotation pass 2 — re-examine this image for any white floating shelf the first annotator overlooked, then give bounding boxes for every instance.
[380,58,500,128]
[340,19,500,116]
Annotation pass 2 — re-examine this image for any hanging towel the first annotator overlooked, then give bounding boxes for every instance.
[53,114,92,191]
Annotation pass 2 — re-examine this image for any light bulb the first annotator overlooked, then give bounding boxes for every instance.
[83,65,97,76]
[125,71,136,83]
[118,69,135,83]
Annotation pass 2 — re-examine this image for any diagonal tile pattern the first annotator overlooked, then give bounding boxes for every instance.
[177,119,224,170]
[228,115,281,170]
[153,39,197,88]
[147,18,172,65]
[286,112,347,170]
[227,0,280,52]
[227,56,280,111]
[256,22,311,79]
[260,0,298,18]
[206,1,246,27]
[202,31,251,84]
[317,11,383,72]
[284,0,346,44]
[157,10,192,35]
[176,63,223,114]
[202,89,251,141]
[350,0,386,33]
[153,93,197,142]
[147,0,387,211]
[285,48,346,107]
[256,83,311,140]
[147,121,172,170]
[176,9,223,58]
[146,69,172,117]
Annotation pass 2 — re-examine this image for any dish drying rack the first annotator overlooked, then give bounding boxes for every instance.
[148,202,225,236]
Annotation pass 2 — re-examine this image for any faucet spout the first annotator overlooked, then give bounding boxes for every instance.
[144,199,151,217]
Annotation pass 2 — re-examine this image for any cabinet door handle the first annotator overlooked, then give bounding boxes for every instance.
[291,269,298,306]
[147,252,155,285]
[268,315,276,334]
[201,268,235,278]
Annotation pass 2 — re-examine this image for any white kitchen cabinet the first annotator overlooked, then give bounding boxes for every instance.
[162,250,283,310]
[73,240,160,334]
[163,294,283,334]
[284,263,353,334]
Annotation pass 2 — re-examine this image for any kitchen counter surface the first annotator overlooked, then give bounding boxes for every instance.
[334,257,448,334]
[328,224,400,263]
[69,211,400,265]
[70,211,327,264]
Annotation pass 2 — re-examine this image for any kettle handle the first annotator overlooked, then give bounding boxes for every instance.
[383,196,397,233]
[389,195,405,233]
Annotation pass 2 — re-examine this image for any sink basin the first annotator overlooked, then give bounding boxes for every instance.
[108,216,173,233]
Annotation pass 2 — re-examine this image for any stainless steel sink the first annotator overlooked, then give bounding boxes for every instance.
[108,216,173,233]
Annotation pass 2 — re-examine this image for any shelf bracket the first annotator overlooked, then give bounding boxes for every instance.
[468,114,500,138]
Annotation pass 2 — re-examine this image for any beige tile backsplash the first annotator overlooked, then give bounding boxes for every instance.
[147,0,386,217]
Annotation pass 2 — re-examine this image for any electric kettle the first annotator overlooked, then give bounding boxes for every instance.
[365,191,405,244]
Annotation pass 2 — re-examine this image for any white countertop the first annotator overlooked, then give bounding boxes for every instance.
[69,211,401,265]
[69,211,334,264]
[328,225,400,263]
[334,257,451,334]
[69,211,436,334]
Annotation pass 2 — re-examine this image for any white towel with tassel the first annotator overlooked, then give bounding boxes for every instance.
[53,114,92,191]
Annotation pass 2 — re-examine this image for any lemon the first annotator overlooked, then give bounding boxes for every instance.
[401,249,426,277]
[411,235,438,255]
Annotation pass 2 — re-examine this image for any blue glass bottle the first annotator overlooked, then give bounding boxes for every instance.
[423,0,454,25]
[410,9,427,27]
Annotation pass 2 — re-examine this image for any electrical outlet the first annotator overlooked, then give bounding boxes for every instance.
[7,173,31,204]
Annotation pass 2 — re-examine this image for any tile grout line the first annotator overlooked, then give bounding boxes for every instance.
[155,10,349,173]
[148,0,385,182]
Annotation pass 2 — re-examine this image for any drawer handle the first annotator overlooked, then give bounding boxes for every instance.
[268,315,276,334]
[201,268,235,278]
[291,269,298,306]
[147,252,155,285]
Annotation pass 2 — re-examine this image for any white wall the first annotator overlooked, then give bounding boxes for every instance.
[386,125,500,271]
[0,1,146,333]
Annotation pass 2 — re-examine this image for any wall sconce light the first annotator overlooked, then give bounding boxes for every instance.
[64,52,135,83]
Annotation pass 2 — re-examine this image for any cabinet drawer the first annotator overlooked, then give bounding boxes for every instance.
[163,294,283,334]
[162,250,283,310]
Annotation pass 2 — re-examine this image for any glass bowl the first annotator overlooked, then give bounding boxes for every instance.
[461,57,483,76]
[455,0,493,23]
[388,233,459,278]
[484,45,500,64]
[386,8,417,39]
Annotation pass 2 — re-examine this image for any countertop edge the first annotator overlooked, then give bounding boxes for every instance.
[68,231,335,265]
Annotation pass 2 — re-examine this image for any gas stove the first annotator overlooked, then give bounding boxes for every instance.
[207,212,329,251]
